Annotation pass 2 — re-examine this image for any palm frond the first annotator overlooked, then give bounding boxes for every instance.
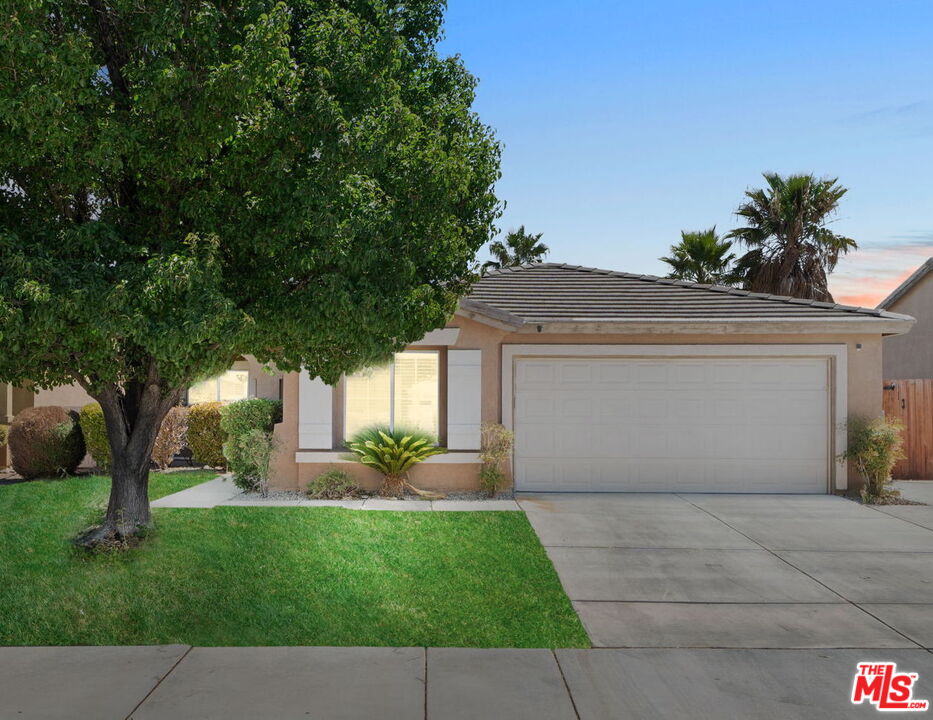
[481,226,548,272]
[726,173,856,301]
[346,425,446,477]
[660,227,741,286]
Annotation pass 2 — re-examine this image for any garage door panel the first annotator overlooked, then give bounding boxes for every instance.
[518,458,828,493]
[595,363,632,384]
[513,355,830,493]
[516,361,556,385]
[632,363,669,385]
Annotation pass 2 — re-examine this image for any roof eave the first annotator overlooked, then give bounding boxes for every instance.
[877,258,933,309]
[455,299,525,330]
[515,316,916,336]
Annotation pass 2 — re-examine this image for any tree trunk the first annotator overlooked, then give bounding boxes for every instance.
[380,473,406,498]
[75,364,182,547]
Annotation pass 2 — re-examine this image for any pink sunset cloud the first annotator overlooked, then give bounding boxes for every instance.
[830,242,933,307]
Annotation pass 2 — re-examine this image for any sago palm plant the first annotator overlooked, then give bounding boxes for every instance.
[346,426,447,497]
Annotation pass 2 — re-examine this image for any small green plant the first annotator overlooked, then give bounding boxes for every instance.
[220,398,283,491]
[479,423,514,496]
[839,415,906,503]
[308,468,360,499]
[228,428,278,496]
[0,423,8,448]
[187,402,226,469]
[151,406,188,470]
[346,426,446,497]
[79,403,111,471]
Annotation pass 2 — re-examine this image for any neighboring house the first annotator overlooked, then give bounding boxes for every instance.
[1,357,281,469]
[18,356,282,415]
[877,257,933,379]
[1,383,35,468]
[270,263,915,495]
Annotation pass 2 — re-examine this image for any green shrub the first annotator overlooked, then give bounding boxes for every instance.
[220,398,283,491]
[308,468,360,499]
[346,425,446,497]
[8,406,86,479]
[0,424,8,448]
[479,423,514,496]
[840,415,906,503]
[187,402,226,468]
[479,466,505,496]
[227,428,278,495]
[152,406,189,470]
[79,403,111,471]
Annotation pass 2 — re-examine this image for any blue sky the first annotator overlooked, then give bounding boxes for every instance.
[438,0,933,305]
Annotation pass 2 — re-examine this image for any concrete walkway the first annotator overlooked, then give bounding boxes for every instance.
[517,492,933,650]
[4,644,931,719]
[894,479,933,504]
[151,475,521,511]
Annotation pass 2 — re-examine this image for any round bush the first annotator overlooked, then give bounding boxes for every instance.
[9,406,86,479]
[79,402,111,471]
[187,402,226,468]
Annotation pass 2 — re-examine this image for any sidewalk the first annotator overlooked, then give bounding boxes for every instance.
[2,644,930,719]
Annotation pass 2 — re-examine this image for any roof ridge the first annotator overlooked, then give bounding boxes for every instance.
[488,262,901,319]
[877,257,933,309]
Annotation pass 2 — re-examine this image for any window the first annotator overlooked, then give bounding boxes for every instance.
[344,351,439,440]
[188,370,249,404]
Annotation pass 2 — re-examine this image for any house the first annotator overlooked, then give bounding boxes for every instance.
[20,356,282,414]
[877,257,933,379]
[0,383,34,468]
[1,356,283,467]
[270,263,914,495]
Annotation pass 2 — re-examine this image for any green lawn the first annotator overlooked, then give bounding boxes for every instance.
[0,472,588,648]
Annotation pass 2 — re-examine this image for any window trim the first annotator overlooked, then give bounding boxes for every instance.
[342,350,440,441]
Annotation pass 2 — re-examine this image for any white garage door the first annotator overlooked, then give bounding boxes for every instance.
[513,355,830,493]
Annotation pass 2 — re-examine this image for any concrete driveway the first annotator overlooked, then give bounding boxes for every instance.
[517,492,933,650]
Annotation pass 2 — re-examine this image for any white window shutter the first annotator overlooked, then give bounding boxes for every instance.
[298,370,333,449]
[447,350,482,449]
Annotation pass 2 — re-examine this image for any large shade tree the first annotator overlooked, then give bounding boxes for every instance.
[659,227,739,285]
[726,173,856,301]
[0,0,501,545]
[481,225,548,272]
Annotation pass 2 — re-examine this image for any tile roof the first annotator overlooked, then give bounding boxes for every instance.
[465,263,913,324]
[877,257,933,310]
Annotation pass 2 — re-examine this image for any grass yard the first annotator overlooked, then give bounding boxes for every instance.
[0,472,588,648]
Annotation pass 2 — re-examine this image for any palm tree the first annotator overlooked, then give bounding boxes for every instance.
[659,227,739,285]
[482,226,549,272]
[726,173,857,301]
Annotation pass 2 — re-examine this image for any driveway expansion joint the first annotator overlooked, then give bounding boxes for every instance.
[675,493,929,651]
[124,645,193,720]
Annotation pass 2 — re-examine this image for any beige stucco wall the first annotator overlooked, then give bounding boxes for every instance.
[232,356,283,400]
[33,383,95,413]
[271,315,885,494]
[28,355,282,413]
[883,276,933,379]
[1,384,34,468]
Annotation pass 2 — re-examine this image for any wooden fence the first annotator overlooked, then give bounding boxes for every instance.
[883,379,933,480]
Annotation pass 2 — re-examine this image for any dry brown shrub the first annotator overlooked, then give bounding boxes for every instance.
[152,406,189,470]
